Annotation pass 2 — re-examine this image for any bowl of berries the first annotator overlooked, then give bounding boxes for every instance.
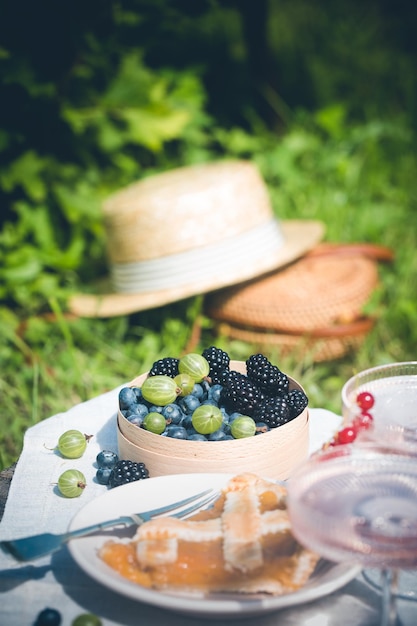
[116,348,310,480]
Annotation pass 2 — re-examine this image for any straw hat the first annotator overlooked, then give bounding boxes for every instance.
[68,160,325,317]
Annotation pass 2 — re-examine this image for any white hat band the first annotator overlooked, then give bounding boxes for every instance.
[110,219,284,294]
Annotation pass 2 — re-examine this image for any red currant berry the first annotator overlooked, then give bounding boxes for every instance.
[356,391,375,411]
[354,411,374,430]
[336,426,358,445]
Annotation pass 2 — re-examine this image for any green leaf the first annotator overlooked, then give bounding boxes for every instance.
[101,52,154,108]
[96,118,126,151]
[52,182,101,223]
[0,151,47,201]
[314,104,347,137]
[121,107,191,151]
[0,249,42,283]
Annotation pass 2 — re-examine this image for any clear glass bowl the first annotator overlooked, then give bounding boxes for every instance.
[287,442,417,568]
[287,441,417,624]
[341,361,417,431]
[339,365,417,608]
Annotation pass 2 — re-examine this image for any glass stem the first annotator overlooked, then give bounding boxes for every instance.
[381,568,401,626]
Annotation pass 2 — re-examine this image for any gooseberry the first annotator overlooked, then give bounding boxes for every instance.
[178,353,210,383]
[57,469,86,498]
[231,416,256,439]
[141,375,180,405]
[192,404,223,435]
[71,614,102,626]
[173,373,195,396]
[143,411,167,435]
[57,430,91,459]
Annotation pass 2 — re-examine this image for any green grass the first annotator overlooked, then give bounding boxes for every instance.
[1,113,416,471]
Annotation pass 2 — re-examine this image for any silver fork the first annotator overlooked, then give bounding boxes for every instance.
[0,488,217,562]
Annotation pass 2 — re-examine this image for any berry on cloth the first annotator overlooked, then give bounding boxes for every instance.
[109,460,149,488]
[33,608,62,626]
[96,450,118,469]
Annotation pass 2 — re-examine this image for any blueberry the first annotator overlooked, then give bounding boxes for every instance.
[190,383,205,399]
[208,384,223,404]
[255,421,270,434]
[162,403,183,423]
[118,387,136,410]
[202,398,219,407]
[220,407,230,420]
[129,403,149,418]
[208,429,228,441]
[34,608,62,626]
[148,404,163,414]
[96,467,112,485]
[178,395,200,414]
[96,450,119,469]
[223,412,242,434]
[201,380,211,394]
[185,426,200,437]
[165,425,188,439]
[180,413,194,429]
[127,414,145,427]
[188,433,207,441]
[132,386,143,401]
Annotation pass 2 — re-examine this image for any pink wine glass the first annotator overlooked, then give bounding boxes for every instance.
[287,442,417,626]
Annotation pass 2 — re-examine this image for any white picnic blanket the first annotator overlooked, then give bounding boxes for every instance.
[0,384,414,626]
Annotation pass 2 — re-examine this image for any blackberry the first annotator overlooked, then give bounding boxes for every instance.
[109,460,149,488]
[253,395,291,428]
[148,357,179,378]
[219,370,263,416]
[246,353,289,395]
[202,346,230,384]
[286,388,308,418]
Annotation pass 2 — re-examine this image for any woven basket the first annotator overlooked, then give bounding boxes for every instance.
[204,243,394,362]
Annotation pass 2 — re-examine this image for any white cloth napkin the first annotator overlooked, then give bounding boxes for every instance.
[0,386,413,626]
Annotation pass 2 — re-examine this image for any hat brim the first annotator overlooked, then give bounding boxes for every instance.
[68,220,325,318]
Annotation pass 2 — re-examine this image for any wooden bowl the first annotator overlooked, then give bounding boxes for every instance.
[117,361,309,481]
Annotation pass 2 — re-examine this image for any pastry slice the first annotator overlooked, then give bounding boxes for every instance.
[99,473,319,595]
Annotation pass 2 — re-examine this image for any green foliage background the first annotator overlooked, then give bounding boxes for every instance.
[1,0,417,469]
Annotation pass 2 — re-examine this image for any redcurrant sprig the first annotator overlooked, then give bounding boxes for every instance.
[324,391,375,448]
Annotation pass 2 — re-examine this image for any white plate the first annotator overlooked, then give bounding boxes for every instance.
[68,473,359,618]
